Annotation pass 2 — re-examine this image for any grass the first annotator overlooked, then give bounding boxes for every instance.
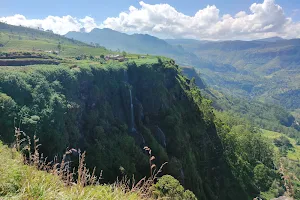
[0,128,169,200]
[0,22,162,68]
[261,129,300,199]
[0,30,159,68]
[0,128,168,200]
[291,109,300,121]
[0,30,111,58]
[262,129,300,161]
[0,141,143,200]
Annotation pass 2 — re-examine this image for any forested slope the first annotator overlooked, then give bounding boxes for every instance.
[0,57,254,199]
[169,39,300,112]
[0,23,296,199]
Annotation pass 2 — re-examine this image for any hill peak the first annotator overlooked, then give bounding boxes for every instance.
[255,36,284,42]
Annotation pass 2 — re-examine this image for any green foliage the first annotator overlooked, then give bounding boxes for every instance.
[253,164,273,191]
[0,23,288,199]
[0,142,142,199]
[295,187,300,199]
[212,96,300,144]
[57,42,61,52]
[274,136,293,148]
[0,56,251,199]
[262,129,300,162]
[169,39,300,112]
[274,136,293,156]
[261,180,285,199]
[152,175,197,200]
[215,114,275,194]
[0,93,17,142]
[0,22,111,57]
[65,28,202,66]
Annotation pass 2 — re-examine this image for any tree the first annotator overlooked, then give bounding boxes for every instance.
[57,42,61,53]
[152,175,197,200]
[253,164,273,191]
[157,57,163,64]
[122,51,127,57]
[274,136,292,148]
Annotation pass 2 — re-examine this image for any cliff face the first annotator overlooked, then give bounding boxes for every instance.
[0,60,248,199]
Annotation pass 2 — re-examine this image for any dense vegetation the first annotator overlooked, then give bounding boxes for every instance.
[65,28,300,113]
[181,67,300,143]
[0,141,141,199]
[167,39,300,113]
[181,65,300,199]
[0,22,299,200]
[0,139,198,199]
[0,22,110,57]
[0,55,254,199]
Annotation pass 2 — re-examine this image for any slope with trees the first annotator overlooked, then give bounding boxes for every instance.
[0,22,298,200]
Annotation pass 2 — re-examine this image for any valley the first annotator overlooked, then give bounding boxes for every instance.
[66,28,300,114]
[0,20,299,200]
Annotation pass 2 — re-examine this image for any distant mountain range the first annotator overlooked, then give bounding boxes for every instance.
[65,29,300,112]
[254,36,284,42]
[174,38,300,112]
[66,29,201,66]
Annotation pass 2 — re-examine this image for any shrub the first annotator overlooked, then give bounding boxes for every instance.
[274,136,293,148]
[152,175,197,200]
[254,164,273,191]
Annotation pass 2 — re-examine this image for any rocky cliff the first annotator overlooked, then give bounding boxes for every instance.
[0,59,249,199]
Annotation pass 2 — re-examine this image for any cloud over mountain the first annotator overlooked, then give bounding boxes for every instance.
[1,0,300,40]
[0,15,100,35]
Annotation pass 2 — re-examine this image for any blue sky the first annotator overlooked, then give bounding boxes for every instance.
[1,0,300,40]
[1,0,300,22]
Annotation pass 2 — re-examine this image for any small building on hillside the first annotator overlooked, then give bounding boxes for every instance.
[105,54,127,62]
[44,50,59,54]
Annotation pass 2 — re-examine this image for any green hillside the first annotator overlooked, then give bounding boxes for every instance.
[167,39,300,112]
[261,129,300,199]
[1,23,299,200]
[180,66,300,141]
[0,22,111,57]
[0,58,252,199]
[0,141,144,200]
[65,28,300,113]
[65,28,201,66]
[262,129,300,161]
[183,67,300,199]
[0,23,242,200]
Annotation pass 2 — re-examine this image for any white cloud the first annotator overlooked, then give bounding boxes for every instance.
[102,0,300,40]
[0,14,100,35]
[0,0,300,40]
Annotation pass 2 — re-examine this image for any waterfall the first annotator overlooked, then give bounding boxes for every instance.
[123,69,128,82]
[127,85,145,146]
[129,88,135,132]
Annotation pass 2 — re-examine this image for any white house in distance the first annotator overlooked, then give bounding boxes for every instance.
[105,54,127,62]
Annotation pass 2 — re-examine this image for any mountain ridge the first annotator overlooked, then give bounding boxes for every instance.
[0,22,254,199]
[65,28,300,112]
[65,28,204,66]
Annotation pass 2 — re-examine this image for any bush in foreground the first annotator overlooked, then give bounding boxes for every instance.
[152,175,197,200]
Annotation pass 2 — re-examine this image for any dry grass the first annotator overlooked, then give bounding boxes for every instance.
[0,128,168,199]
